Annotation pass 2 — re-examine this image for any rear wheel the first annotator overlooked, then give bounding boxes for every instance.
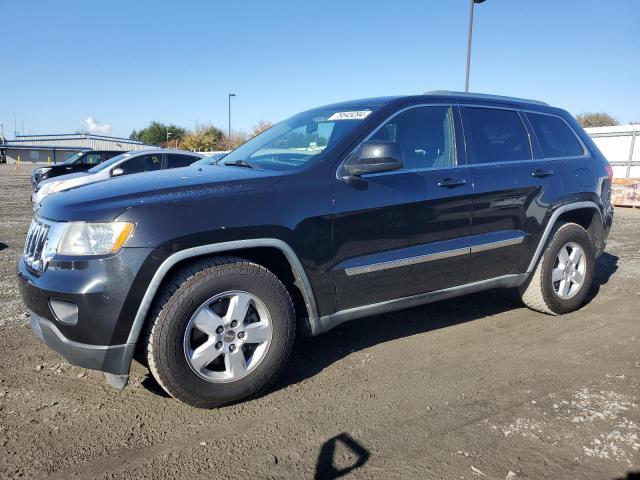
[519,222,595,315]
[145,257,296,408]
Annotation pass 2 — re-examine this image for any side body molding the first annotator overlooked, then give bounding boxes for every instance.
[125,239,320,345]
[525,201,602,273]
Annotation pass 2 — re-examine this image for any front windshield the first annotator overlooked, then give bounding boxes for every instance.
[64,152,84,164]
[88,152,133,173]
[221,106,377,170]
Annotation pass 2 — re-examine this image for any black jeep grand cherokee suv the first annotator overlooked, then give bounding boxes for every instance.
[18,92,613,408]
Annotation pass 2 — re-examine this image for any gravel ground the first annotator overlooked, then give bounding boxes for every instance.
[0,164,638,479]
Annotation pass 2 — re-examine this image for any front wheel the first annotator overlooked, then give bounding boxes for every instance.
[519,222,596,315]
[144,257,296,408]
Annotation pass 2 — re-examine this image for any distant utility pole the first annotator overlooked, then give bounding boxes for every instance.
[0,123,4,139]
[166,129,172,147]
[465,0,486,92]
[228,93,236,149]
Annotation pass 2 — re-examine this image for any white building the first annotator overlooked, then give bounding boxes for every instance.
[0,133,156,164]
[585,125,639,179]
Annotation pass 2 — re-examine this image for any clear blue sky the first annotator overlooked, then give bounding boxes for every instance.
[1,0,638,139]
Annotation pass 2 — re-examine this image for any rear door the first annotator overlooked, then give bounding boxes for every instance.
[332,104,473,311]
[461,105,564,281]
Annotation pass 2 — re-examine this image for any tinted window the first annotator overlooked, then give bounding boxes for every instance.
[166,154,198,168]
[370,106,456,169]
[466,108,531,163]
[118,154,162,175]
[527,113,585,158]
[82,153,102,165]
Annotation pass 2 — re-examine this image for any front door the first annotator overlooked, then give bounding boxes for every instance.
[331,104,473,312]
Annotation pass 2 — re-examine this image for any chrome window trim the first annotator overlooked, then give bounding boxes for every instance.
[459,103,591,163]
[344,235,525,276]
[336,103,459,180]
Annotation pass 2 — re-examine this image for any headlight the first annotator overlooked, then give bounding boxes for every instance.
[57,222,135,255]
[36,167,52,175]
[38,181,66,197]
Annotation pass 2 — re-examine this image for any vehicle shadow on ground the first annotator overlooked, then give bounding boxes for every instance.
[0,242,8,252]
[273,253,619,394]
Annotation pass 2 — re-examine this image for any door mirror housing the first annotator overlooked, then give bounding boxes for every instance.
[343,141,404,177]
[111,167,124,177]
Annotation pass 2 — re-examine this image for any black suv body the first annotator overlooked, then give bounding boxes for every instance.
[32,150,124,187]
[18,92,613,407]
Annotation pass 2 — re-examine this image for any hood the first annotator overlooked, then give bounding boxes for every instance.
[38,171,90,188]
[37,165,284,222]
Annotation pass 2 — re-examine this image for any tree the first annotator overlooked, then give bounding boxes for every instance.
[251,119,274,138]
[576,112,618,128]
[129,129,140,141]
[136,121,186,146]
[180,125,226,151]
[225,130,249,149]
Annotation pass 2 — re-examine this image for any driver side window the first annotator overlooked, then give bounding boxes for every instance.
[371,106,456,170]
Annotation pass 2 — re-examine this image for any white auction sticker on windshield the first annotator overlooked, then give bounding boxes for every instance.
[328,110,372,121]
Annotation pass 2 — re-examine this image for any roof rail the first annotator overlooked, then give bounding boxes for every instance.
[423,90,549,107]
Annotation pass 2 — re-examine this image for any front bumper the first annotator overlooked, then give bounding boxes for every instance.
[30,312,134,375]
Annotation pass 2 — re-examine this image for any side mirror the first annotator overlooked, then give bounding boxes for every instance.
[343,141,404,177]
[111,167,124,177]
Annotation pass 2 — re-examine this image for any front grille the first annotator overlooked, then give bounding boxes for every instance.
[23,219,50,274]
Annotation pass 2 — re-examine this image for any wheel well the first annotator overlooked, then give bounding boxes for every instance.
[154,246,311,332]
[556,207,603,251]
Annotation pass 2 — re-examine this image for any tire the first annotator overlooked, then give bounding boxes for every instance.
[519,222,595,315]
[144,257,296,408]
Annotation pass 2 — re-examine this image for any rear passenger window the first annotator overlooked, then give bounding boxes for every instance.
[370,106,456,169]
[166,154,197,168]
[465,108,531,163]
[527,113,585,158]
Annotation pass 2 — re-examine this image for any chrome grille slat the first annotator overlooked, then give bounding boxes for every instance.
[23,218,51,275]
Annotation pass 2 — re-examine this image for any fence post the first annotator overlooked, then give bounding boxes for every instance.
[627,130,637,179]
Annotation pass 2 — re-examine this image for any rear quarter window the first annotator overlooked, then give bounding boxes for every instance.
[527,112,586,158]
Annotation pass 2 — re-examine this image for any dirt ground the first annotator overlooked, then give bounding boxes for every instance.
[0,164,638,480]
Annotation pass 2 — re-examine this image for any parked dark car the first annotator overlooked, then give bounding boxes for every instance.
[18,92,613,408]
[32,150,124,187]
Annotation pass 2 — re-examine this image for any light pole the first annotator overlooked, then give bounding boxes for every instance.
[228,93,236,149]
[166,129,172,147]
[465,0,486,93]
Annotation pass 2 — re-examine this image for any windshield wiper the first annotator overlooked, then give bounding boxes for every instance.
[222,159,254,169]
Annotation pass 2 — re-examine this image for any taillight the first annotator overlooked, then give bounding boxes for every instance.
[605,163,614,183]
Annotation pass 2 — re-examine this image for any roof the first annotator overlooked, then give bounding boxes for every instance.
[421,90,549,107]
[14,132,150,144]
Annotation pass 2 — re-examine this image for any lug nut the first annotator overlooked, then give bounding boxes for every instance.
[238,332,245,339]
[216,326,223,334]
[230,320,238,328]
[229,344,236,352]
[215,341,223,349]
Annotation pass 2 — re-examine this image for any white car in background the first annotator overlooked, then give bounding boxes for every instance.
[32,149,203,206]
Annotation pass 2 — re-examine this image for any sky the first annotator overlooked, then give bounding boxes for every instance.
[1,0,639,139]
